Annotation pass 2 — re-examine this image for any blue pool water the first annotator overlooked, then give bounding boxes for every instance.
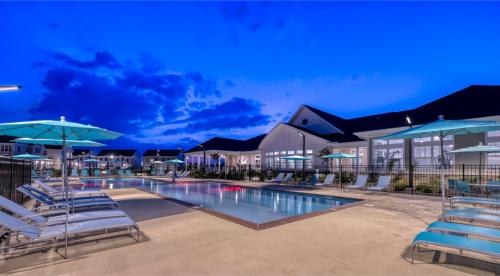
[80,178,359,225]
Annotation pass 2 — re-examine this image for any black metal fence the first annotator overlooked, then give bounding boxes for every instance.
[0,156,31,204]
[189,164,500,196]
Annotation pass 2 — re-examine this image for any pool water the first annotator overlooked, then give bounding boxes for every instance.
[80,178,360,225]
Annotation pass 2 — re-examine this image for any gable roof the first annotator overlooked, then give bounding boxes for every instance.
[186,134,266,153]
[97,149,136,156]
[143,149,180,157]
[302,85,500,136]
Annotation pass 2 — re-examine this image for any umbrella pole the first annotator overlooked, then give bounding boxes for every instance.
[62,134,69,259]
[440,132,446,220]
[479,152,482,185]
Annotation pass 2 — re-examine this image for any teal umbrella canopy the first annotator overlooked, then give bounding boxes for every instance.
[451,142,500,154]
[13,153,42,160]
[12,138,106,147]
[378,118,500,140]
[165,159,184,164]
[0,116,123,140]
[322,153,357,159]
[282,155,310,161]
[83,158,100,162]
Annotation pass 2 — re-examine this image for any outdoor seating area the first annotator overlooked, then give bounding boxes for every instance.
[0,179,140,259]
[410,195,500,264]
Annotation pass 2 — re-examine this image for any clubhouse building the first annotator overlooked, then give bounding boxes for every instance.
[193,85,500,171]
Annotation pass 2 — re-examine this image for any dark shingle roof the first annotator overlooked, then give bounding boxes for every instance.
[0,135,16,143]
[285,123,363,143]
[97,149,136,156]
[303,85,500,135]
[72,149,92,156]
[186,134,265,153]
[143,149,180,157]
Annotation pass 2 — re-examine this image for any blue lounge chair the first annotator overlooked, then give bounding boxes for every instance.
[125,169,132,176]
[453,207,500,216]
[455,180,472,195]
[410,231,500,264]
[298,174,318,188]
[444,211,500,225]
[426,221,500,241]
[448,179,458,191]
[451,196,500,208]
[81,169,89,177]
[0,195,128,226]
[117,169,125,176]
[94,169,101,177]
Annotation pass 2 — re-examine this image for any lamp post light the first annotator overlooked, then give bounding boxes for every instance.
[0,85,22,92]
[198,144,206,172]
[298,132,306,181]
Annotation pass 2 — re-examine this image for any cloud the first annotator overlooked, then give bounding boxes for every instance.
[51,51,122,69]
[164,97,271,135]
[30,50,274,149]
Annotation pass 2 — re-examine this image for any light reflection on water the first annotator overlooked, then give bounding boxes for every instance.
[80,178,359,224]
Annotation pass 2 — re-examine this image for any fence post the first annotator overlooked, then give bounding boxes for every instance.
[408,164,414,193]
[462,164,465,181]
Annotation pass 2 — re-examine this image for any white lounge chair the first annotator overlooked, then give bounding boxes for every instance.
[316,174,335,186]
[270,173,285,183]
[282,173,294,183]
[70,168,79,177]
[34,180,105,198]
[367,175,391,191]
[345,175,368,189]
[0,210,139,258]
[0,195,128,226]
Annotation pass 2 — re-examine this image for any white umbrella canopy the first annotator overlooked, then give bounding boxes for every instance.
[379,116,500,219]
[450,142,500,184]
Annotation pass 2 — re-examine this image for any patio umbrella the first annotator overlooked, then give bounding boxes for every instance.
[282,155,310,179]
[12,138,106,147]
[450,142,500,184]
[321,153,357,188]
[378,115,500,219]
[165,159,185,181]
[0,116,122,258]
[13,153,42,160]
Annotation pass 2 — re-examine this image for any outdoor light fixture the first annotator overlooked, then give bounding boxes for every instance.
[0,85,22,92]
[406,116,412,125]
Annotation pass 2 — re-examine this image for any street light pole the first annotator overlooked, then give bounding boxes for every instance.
[406,115,414,194]
[298,132,305,181]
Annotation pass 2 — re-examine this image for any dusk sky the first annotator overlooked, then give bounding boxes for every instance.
[1,1,500,151]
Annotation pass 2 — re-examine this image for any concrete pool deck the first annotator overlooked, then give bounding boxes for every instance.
[1,180,499,275]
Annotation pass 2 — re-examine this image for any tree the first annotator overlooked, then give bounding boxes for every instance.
[318,146,333,171]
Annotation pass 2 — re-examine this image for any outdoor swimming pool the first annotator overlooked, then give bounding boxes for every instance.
[80,178,361,228]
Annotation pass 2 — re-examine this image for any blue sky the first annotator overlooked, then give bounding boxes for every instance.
[1,2,500,151]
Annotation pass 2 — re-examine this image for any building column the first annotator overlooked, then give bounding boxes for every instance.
[367,138,374,166]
